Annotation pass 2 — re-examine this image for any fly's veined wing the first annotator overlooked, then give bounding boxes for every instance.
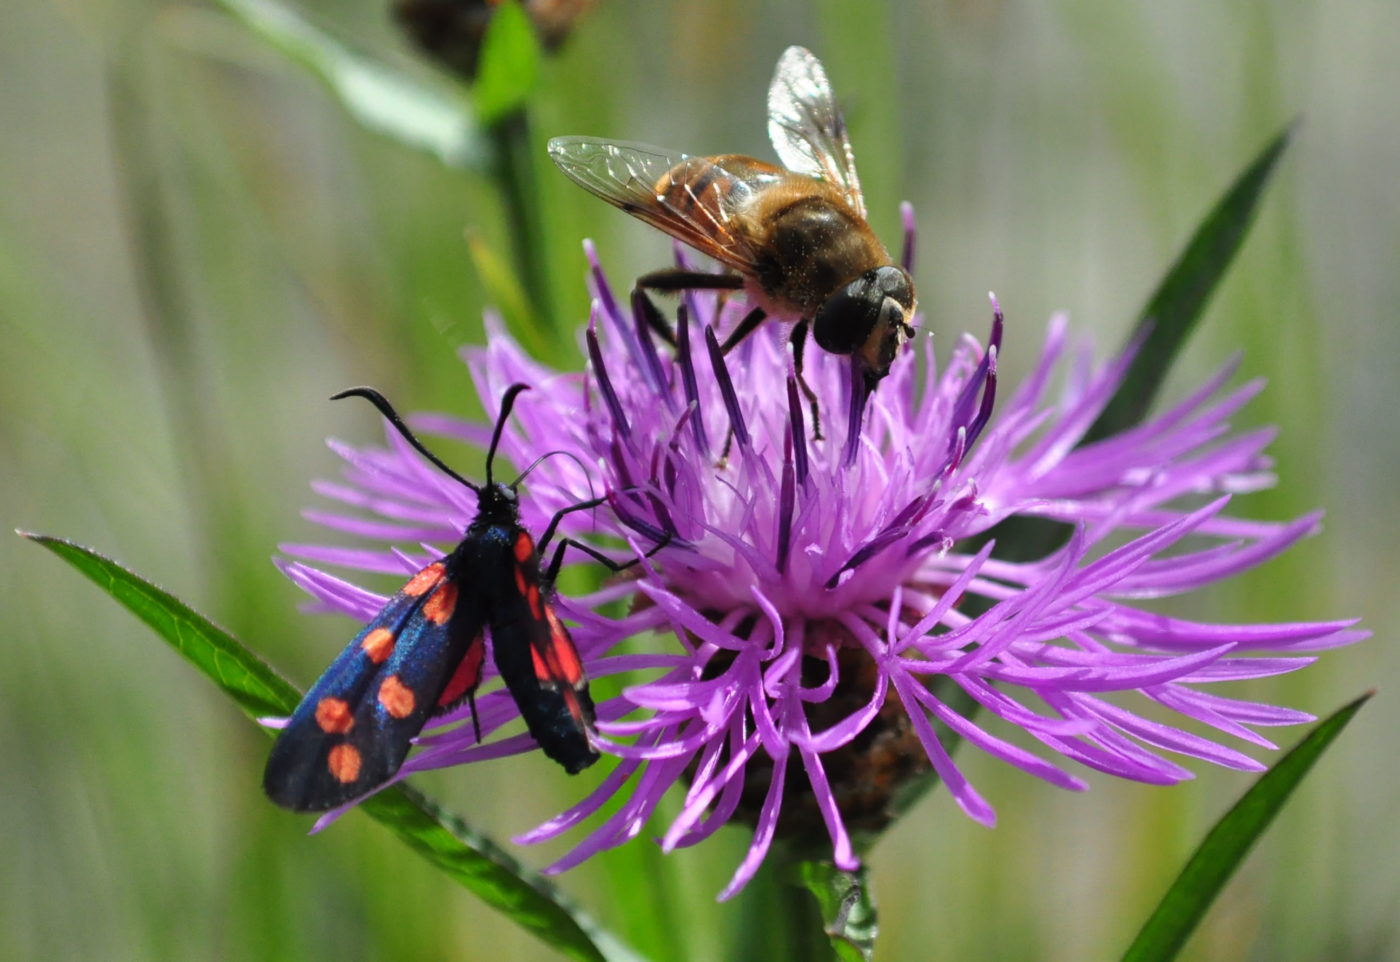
[766,46,866,218]
[547,136,764,273]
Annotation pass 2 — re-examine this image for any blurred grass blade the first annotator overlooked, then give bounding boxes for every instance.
[213,0,490,170]
[795,862,878,962]
[22,532,648,962]
[466,232,549,356]
[473,0,542,125]
[474,1,552,330]
[1121,691,1372,962]
[1085,123,1294,444]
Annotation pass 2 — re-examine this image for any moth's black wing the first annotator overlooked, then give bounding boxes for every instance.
[485,526,599,774]
[264,559,487,812]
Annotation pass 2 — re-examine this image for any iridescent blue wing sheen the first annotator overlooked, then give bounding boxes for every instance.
[264,559,487,812]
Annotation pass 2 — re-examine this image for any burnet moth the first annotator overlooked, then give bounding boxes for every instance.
[266,383,643,812]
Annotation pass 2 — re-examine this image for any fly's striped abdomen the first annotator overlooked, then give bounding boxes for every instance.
[653,154,783,236]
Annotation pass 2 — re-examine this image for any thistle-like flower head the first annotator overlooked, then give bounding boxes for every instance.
[282,239,1364,898]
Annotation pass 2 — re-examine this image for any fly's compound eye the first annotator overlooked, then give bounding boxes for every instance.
[813,272,881,356]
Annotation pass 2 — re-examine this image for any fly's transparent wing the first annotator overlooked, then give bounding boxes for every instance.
[547,136,764,272]
[766,46,865,218]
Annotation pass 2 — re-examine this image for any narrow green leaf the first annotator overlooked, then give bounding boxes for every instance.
[473,0,543,126]
[1085,122,1295,444]
[23,532,300,718]
[212,0,490,171]
[21,532,648,962]
[794,861,878,962]
[486,110,558,337]
[1121,691,1372,962]
[360,786,649,962]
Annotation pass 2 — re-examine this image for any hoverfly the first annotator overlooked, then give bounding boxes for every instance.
[548,46,916,393]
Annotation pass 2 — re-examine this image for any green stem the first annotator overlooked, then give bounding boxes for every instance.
[793,858,878,962]
[735,852,832,962]
[781,866,837,962]
[731,845,879,962]
[489,107,553,332]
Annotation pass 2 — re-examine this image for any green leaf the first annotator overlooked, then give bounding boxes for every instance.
[1121,691,1372,962]
[794,861,878,962]
[473,0,543,126]
[212,0,490,171]
[359,786,649,962]
[21,532,648,962]
[1085,122,1295,445]
[23,532,301,718]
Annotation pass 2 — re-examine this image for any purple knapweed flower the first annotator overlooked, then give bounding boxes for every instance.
[279,231,1364,898]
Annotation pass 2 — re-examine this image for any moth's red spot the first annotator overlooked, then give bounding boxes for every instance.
[315,697,354,734]
[513,533,534,562]
[423,582,458,625]
[403,563,445,597]
[545,608,584,682]
[327,744,361,783]
[378,675,416,718]
[561,687,588,727]
[361,628,395,664]
[513,567,528,596]
[527,584,543,619]
[438,641,484,707]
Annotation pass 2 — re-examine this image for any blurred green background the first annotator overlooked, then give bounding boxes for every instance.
[4,1,1396,959]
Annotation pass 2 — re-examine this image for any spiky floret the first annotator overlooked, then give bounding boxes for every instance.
[280,240,1364,897]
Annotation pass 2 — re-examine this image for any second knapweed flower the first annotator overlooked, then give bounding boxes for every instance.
[281,243,1363,898]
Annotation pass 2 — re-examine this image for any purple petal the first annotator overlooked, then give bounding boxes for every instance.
[717,744,788,901]
[891,672,996,825]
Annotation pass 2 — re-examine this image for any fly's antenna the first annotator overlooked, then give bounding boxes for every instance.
[331,387,479,493]
[511,449,598,503]
[485,383,530,486]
